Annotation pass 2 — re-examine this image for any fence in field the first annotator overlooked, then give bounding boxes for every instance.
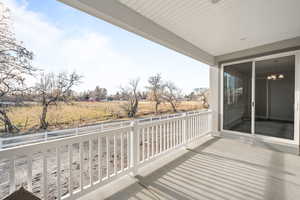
[0,109,212,200]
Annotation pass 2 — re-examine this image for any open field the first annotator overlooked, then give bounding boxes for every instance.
[1,101,203,134]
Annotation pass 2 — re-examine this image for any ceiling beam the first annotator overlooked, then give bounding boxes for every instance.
[58,0,215,66]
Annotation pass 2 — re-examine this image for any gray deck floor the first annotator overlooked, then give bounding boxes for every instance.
[83,137,300,200]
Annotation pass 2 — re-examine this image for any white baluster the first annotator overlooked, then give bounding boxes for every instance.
[121,132,124,172]
[98,136,102,182]
[142,128,145,161]
[113,135,117,175]
[27,155,32,192]
[106,136,110,179]
[164,124,166,151]
[151,127,154,157]
[80,142,83,191]
[89,139,93,186]
[56,148,61,200]
[9,159,15,194]
[130,121,138,175]
[68,144,73,196]
[166,122,169,150]
[155,125,158,155]
[159,124,162,153]
[127,131,130,169]
[183,113,188,145]
[43,150,48,200]
[147,127,150,159]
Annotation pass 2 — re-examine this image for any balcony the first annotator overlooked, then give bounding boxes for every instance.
[2,0,300,199]
[1,109,300,200]
[0,110,213,200]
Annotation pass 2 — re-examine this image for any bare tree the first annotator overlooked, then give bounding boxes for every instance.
[194,88,209,108]
[162,81,181,112]
[0,4,35,133]
[199,90,209,109]
[146,74,163,114]
[91,86,107,101]
[120,79,140,118]
[35,72,82,129]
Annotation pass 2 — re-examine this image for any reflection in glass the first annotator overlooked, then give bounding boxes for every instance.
[223,62,252,133]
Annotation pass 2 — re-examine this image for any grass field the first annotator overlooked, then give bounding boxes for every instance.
[1,101,203,134]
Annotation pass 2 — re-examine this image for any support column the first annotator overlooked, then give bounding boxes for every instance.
[295,51,300,153]
[209,65,220,136]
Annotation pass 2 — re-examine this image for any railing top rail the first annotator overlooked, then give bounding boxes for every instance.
[0,109,211,149]
[0,125,132,157]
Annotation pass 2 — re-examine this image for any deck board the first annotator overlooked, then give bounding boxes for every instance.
[81,137,300,200]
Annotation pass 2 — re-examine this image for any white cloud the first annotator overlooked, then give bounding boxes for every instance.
[2,0,140,93]
[2,0,209,94]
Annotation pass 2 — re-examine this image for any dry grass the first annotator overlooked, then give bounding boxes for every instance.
[1,101,203,134]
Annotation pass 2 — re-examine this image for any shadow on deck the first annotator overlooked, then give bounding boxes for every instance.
[84,137,300,200]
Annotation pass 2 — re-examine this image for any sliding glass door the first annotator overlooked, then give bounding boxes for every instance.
[222,55,296,140]
[223,62,252,134]
[255,56,295,139]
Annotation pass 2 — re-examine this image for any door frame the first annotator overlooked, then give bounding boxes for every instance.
[220,50,300,145]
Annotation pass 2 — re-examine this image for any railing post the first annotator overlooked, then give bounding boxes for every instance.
[208,110,213,133]
[183,113,188,146]
[44,131,48,141]
[130,120,138,176]
[0,137,3,149]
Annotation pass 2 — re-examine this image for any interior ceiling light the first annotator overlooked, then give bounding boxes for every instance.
[278,74,284,79]
[267,74,284,80]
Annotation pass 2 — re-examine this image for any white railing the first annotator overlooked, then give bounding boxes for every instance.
[0,110,202,149]
[0,110,212,200]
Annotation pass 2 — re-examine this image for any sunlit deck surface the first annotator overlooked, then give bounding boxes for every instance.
[80,137,300,200]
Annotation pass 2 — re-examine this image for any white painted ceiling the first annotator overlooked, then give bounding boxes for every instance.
[118,0,300,56]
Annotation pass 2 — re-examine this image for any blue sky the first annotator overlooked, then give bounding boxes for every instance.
[4,0,209,94]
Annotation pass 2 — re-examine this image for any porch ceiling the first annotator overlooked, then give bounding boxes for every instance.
[119,0,300,56]
[58,0,300,65]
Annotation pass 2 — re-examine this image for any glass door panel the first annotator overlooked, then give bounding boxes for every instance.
[255,56,295,139]
[223,62,252,133]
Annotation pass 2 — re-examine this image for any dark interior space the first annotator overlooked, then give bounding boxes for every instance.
[255,56,295,139]
[223,56,295,140]
[223,62,252,134]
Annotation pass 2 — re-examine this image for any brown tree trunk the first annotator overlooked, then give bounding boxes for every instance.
[132,99,138,117]
[155,101,159,114]
[127,98,139,118]
[39,104,49,129]
[169,101,177,112]
[0,109,18,133]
